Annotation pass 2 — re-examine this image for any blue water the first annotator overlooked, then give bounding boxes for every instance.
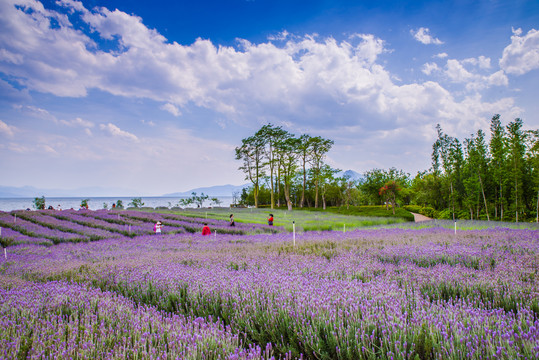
[0,196,233,212]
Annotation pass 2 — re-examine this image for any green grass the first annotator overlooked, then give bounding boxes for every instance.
[148,206,413,232]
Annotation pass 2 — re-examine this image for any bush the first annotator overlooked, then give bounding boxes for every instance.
[404,205,422,213]
[419,207,438,218]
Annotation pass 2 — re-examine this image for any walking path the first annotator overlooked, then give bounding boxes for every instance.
[411,212,432,222]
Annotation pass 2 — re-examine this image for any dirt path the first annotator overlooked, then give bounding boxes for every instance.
[411,212,432,222]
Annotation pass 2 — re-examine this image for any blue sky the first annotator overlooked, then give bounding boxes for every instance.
[1,0,538,195]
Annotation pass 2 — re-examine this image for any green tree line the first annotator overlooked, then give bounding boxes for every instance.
[237,116,539,222]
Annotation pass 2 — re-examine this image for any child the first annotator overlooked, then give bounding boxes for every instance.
[154,221,162,234]
[229,214,235,226]
[202,223,211,236]
[267,214,274,226]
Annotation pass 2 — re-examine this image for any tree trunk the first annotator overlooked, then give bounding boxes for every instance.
[500,183,503,220]
[284,183,293,211]
[478,174,490,221]
[300,161,306,208]
[450,181,455,221]
[314,179,319,208]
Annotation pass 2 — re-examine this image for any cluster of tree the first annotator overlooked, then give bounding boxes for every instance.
[176,192,222,208]
[237,116,539,222]
[235,124,336,210]
[416,115,538,221]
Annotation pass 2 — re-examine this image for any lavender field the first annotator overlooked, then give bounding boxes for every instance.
[1,209,539,359]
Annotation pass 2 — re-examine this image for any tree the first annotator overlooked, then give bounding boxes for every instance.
[506,118,527,221]
[297,134,312,208]
[179,192,209,208]
[33,196,45,210]
[379,180,402,215]
[527,130,539,222]
[433,124,463,220]
[308,136,334,208]
[129,198,144,208]
[319,165,340,210]
[277,137,300,211]
[361,168,409,206]
[235,135,266,208]
[489,114,507,219]
[256,124,290,209]
[116,200,124,209]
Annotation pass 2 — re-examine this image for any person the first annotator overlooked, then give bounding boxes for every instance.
[267,214,274,226]
[112,203,116,209]
[57,204,62,211]
[229,214,235,227]
[154,221,162,234]
[202,223,211,236]
[48,205,54,210]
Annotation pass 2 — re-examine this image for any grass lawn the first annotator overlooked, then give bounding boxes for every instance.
[149,205,414,232]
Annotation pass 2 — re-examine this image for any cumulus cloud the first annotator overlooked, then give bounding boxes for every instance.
[0,0,520,148]
[0,119,16,137]
[443,58,508,91]
[500,28,539,75]
[99,123,138,141]
[463,55,491,69]
[411,27,444,45]
[422,62,440,75]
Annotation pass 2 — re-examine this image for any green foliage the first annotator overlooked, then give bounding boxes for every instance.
[80,199,90,208]
[128,197,144,208]
[33,196,46,210]
[0,236,15,248]
[115,200,124,209]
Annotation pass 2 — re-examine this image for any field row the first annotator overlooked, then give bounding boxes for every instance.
[0,209,279,245]
[1,222,539,359]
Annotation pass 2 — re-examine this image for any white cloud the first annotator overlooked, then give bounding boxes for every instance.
[268,30,290,41]
[0,0,520,159]
[160,103,181,116]
[0,119,16,137]
[446,59,474,82]
[60,117,94,128]
[443,58,508,91]
[500,28,539,75]
[422,62,440,75]
[99,123,138,141]
[411,27,443,45]
[141,119,156,126]
[434,52,448,58]
[463,55,491,69]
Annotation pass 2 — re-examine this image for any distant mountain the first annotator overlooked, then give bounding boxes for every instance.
[0,185,138,198]
[338,170,364,182]
[163,184,250,197]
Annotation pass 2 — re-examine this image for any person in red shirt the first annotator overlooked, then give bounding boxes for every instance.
[267,214,274,226]
[202,223,211,236]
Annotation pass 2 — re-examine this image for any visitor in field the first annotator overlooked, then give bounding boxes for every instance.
[154,221,162,234]
[112,203,116,209]
[229,214,235,227]
[267,214,274,226]
[202,223,211,235]
[56,204,62,211]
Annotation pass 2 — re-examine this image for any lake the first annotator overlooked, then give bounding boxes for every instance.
[0,196,234,212]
